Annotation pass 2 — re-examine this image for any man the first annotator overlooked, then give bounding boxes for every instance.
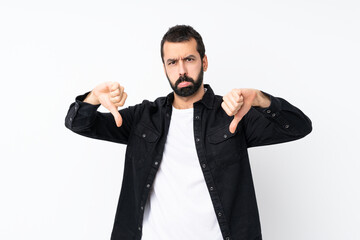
[65,25,312,240]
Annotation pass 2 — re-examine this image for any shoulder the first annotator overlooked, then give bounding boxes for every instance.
[139,96,167,108]
[127,96,166,115]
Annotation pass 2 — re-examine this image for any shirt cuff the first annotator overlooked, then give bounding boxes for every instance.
[74,91,101,117]
[65,91,101,130]
[253,91,292,131]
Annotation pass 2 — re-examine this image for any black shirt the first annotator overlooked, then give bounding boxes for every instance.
[64,84,312,240]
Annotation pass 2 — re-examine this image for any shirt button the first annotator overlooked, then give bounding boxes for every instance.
[195,115,200,120]
[146,184,151,188]
[154,161,159,166]
[223,134,227,139]
[138,226,141,231]
[166,113,170,117]
[218,212,222,216]
[202,163,206,168]
[142,133,146,138]
[284,124,290,129]
[210,186,214,191]
[141,206,144,210]
[196,138,200,142]
[225,237,230,240]
[266,109,271,114]
[74,106,78,110]
[272,113,276,117]
[69,117,73,121]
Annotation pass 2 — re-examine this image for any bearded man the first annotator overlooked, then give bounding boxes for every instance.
[65,24,312,240]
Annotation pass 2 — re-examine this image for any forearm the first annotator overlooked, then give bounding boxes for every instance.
[64,91,135,145]
[244,92,312,147]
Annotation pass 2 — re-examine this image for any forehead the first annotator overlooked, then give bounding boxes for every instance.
[163,38,199,60]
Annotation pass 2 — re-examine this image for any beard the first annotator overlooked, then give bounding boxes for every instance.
[166,64,204,97]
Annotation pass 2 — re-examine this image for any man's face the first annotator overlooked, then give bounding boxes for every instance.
[163,38,207,97]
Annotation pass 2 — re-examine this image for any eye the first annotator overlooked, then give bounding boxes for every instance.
[186,58,194,62]
[168,61,175,65]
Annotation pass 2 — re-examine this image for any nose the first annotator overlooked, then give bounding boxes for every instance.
[178,59,187,77]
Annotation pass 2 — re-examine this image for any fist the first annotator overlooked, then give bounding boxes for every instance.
[91,81,128,127]
[221,88,257,133]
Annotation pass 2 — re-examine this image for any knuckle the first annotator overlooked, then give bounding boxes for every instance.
[112,96,120,102]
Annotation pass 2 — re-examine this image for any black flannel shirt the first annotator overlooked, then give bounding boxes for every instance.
[64,84,312,240]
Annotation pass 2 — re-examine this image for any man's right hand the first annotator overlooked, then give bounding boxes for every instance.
[84,81,128,127]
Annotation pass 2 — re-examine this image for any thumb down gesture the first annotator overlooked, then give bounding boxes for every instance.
[221,88,270,134]
[88,81,128,127]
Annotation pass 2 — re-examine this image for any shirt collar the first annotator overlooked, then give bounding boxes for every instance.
[164,83,214,109]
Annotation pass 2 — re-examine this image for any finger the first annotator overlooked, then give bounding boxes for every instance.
[108,104,123,127]
[119,85,124,96]
[229,114,241,134]
[110,88,120,98]
[110,95,121,104]
[115,92,127,107]
[233,88,242,96]
[221,101,233,116]
[227,93,242,112]
[223,95,238,112]
[110,86,124,102]
[110,82,120,91]
[231,90,243,103]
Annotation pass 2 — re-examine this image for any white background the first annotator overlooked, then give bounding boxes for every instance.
[1,1,359,239]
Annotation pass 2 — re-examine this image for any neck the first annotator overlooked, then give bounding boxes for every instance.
[172,84,205,109]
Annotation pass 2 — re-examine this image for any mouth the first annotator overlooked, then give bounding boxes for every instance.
[178,81,192,88]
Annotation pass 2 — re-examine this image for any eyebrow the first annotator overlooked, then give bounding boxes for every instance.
[166,55,197,64]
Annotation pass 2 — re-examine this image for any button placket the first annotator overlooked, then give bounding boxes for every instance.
[192,107,232,237]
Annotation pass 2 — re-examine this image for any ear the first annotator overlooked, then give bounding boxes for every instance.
[202,54,208,72]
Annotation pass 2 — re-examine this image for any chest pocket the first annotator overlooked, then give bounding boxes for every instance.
[134,123,159,143]
[207,123,241,167]
[130,123,160,168]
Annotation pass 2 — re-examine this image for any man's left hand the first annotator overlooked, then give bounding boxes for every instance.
[221,89,271,134]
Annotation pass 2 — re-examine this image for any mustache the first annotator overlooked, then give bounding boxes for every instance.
[175,75,195,88]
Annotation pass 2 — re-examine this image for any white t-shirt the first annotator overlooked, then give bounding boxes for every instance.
[141,105,223,240]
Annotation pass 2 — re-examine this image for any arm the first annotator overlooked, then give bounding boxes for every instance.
[221,88,312,148]
[64,82,141,145]
[242,91,312,147]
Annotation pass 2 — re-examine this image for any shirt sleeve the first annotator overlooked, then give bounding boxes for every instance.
[64,91,141,145]
[241,91,312,148]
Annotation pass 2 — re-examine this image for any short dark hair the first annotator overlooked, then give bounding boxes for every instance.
[160,25,206,64]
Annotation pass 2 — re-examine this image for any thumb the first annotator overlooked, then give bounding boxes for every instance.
[108,104,123,127]
[229,114,241,134]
